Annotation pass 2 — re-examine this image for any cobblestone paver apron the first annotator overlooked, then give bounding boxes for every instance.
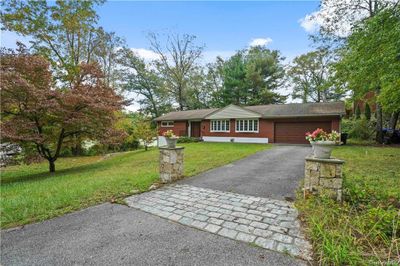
[125,184,312,261]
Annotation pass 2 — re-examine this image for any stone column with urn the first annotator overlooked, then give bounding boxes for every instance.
[159,146,184,183]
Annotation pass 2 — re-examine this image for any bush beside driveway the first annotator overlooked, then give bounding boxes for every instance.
[296,146,400,265]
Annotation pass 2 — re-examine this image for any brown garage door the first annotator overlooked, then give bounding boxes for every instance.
[274,121,332,144]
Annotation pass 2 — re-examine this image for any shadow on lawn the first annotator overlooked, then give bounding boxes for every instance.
[1,161,112,185]
[1,149,151,185]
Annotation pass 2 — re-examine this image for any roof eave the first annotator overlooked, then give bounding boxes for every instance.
[261,113,345,119]
[205,104,262,119]
[154,117,204,121]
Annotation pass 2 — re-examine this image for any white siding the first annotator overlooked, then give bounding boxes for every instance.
[202,136,268,144]
[206,105,261,119]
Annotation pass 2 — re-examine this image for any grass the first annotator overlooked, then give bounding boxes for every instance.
[296,146,400,265]
[0,142,269,229]
[346,138,377,146]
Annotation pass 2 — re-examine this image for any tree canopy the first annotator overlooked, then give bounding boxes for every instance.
[288,49,344,103]
[1,46,125,172]
[215,46,287,106]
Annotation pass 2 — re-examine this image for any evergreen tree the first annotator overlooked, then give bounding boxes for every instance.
[355,105,361,119]
[364,103,371,120]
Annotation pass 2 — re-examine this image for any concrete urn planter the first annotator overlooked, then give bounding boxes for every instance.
[166,137,178,149]
[311,141,336,159]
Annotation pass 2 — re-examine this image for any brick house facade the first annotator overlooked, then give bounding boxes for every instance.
[155,102,344,145]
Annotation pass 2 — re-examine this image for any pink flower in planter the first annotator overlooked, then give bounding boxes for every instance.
[163,130,177,138]
[305,128,340,143]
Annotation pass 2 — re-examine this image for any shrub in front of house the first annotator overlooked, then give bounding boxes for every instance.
[341,118,376,141]
[177,136,201,143]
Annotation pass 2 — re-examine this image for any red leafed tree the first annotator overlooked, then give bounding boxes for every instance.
[1,46,125,172]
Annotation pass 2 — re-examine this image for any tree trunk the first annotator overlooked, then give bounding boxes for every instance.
[389,111,399,130]
[375,102,384,143]
[145,144,148,151]
[389,111,399,141]
[178,85,184,111]
[49,160,56,173]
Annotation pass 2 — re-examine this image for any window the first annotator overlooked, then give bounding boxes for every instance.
[210,120,230,132]
[236,119,259,133]
[161,121,174,127]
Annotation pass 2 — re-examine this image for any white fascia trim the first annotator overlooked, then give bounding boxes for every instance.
[202,136,268,144]
[161,121,174,127]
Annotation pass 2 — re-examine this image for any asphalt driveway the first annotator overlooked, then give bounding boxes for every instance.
[1,203,305,266]
[181,145,312,200]
[1,145,311,266]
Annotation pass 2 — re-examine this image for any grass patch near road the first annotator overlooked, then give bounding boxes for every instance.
[1,142,269,229]
[296,146,400,265]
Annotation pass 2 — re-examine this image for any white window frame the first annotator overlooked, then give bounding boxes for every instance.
[161,121,174,127]
[210,120,230,132]
[235,119,259,133]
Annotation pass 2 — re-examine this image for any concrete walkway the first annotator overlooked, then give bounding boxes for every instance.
[181,145,312,200]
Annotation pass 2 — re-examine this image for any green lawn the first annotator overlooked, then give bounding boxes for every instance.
[0,142,269,229]
[296,146,400,265]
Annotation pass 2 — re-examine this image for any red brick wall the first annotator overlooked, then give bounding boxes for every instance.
[354,91,376,113]
[158,121,187,136]
[331,117,340,132]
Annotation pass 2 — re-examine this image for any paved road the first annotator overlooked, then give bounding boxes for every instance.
[1,203,305,266]
[181,145,312,200]
[1,145,310,266]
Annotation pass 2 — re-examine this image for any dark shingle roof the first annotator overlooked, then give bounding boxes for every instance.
[154,108,219,121]
[154,102,345,121]
[245,102,345,118]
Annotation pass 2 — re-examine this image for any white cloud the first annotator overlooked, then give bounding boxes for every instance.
[299,12,321,33]
[297,0,396,37]
[130,48,160,61]
[249,38,273,47]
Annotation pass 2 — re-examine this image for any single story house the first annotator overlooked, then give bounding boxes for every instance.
[155,102,345,145]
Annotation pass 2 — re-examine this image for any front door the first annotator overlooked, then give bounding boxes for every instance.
[190,122,201,138]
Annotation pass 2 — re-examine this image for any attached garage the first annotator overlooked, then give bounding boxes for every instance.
[274,121,332,144]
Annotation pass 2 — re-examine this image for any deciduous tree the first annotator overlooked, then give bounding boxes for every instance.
[1,47,125,172]
[133,117,157,151]
[1,0,126,154]
[1,0,107,86]
[119,48,171,118]
[148,32,204,110]
[334,6,400,142]
[288,49,344,103]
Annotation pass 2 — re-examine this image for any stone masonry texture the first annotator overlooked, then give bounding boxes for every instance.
[159,147,184,183]
[125,184,312,261]
[304,157,344,201]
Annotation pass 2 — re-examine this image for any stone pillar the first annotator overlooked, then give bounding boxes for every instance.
[159,147,184,183]
[304,156,344,201]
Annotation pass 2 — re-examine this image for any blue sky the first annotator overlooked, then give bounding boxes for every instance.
[96,1,320,62]
[2,1,320,63]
